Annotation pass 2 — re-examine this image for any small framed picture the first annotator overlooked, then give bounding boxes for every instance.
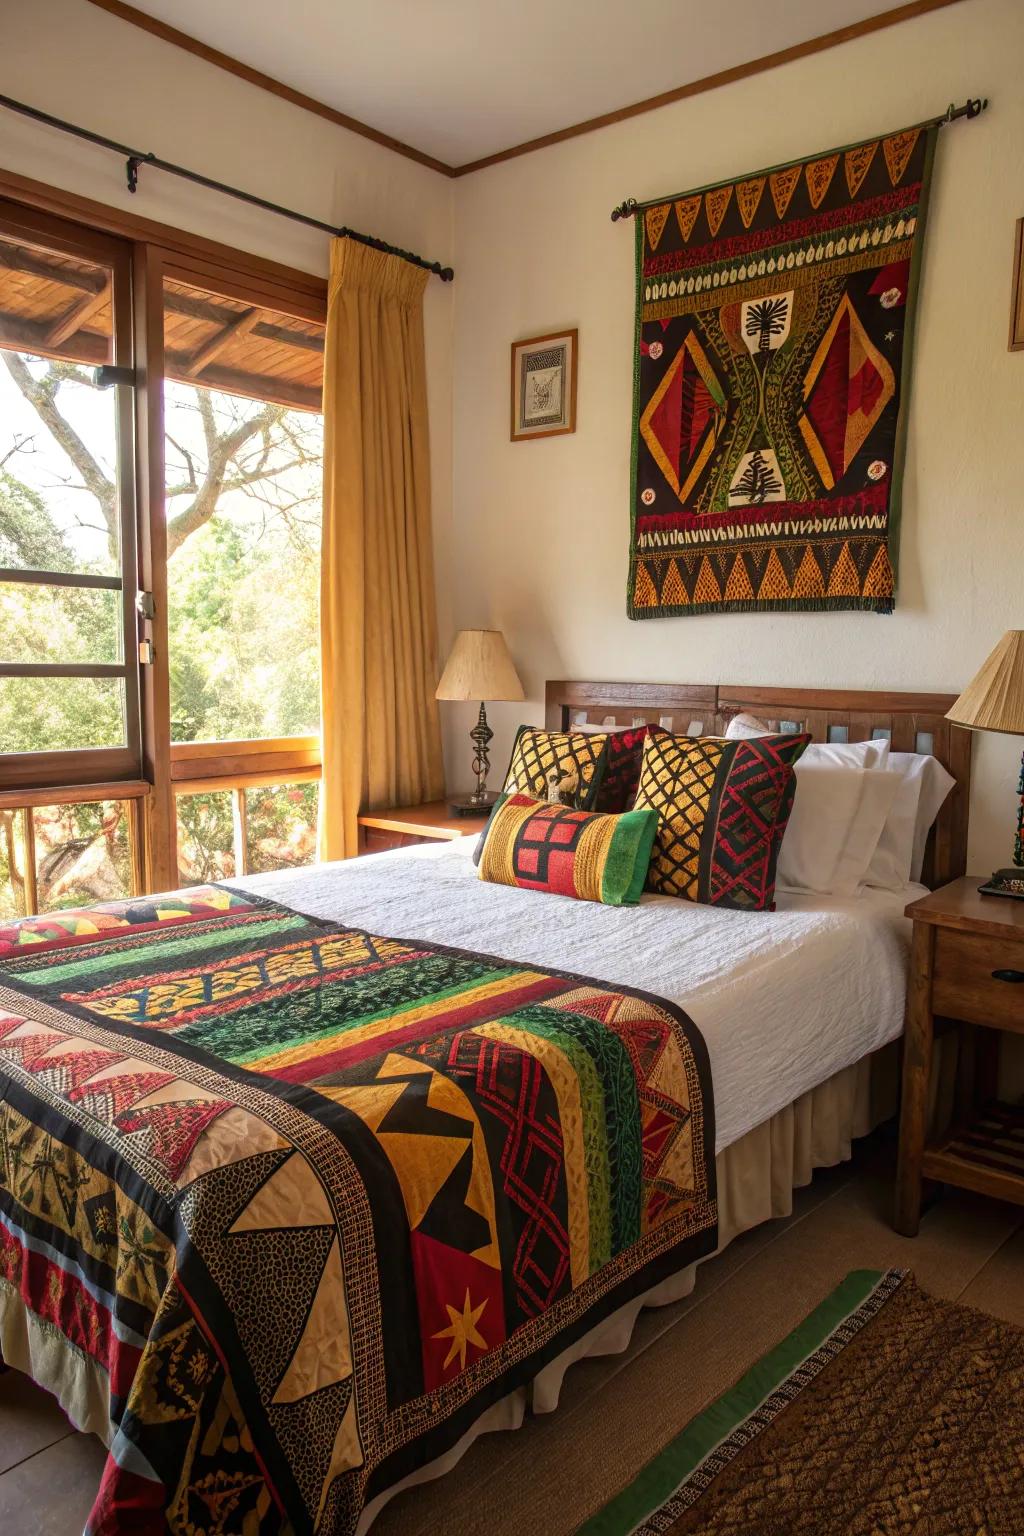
[510,329,578,441]
[1011,219,1024,351]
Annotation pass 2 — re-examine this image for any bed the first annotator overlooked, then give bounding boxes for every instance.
[0,682,970,1535]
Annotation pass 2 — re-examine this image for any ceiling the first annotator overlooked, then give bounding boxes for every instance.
[119,0,905,168]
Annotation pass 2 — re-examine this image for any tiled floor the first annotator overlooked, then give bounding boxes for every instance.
[3,1138,1022,1535]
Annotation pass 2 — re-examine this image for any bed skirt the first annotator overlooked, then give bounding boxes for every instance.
[356,1040,924,1532]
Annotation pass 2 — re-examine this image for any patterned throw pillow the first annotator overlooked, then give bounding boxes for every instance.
[502,727,610,809]
[633,726,811,910]
[478,794,659,906]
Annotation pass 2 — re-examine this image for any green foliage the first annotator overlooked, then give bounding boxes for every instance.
[0,370,322,909]
[176,792,235,882]
[246,783,319,873]
[0,472,76,570]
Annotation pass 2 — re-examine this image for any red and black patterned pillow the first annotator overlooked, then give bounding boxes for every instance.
[633,726,810,910]
[593,726,648,813]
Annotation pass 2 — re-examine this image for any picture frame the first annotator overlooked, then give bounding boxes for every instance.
[510,328,578,441]
[1011,218,1024,352]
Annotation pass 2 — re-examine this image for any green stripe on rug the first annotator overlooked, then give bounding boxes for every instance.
[576,1268,891,1536]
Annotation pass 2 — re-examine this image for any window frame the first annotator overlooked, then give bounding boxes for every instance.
[0,169,327,895]
[0,198,143,793]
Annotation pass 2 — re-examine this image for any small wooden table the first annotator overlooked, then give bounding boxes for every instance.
[894,876,1024,1236]
[356,801,488,856]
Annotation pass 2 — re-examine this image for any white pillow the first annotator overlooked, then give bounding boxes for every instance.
[725,712,890,771]
[725,714,955,888]
[777,764,899,897]
[894,751,957,883]
[863,761,924,891]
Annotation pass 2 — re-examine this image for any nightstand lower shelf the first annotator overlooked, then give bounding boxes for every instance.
[921,1101,1024,1208]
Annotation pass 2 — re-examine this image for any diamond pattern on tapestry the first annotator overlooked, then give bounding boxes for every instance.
[640,327,727,504]
[799,295,895,490]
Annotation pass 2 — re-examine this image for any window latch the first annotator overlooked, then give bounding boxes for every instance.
[138,640,154,666]
[93,364,137,390]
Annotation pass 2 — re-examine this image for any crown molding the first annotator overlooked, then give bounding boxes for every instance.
[83,0,967,181]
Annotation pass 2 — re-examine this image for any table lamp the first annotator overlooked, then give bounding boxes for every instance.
[436,630,524,815]
[946,629,1024,898]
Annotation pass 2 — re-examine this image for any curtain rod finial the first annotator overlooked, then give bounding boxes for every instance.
[610,198,638,223]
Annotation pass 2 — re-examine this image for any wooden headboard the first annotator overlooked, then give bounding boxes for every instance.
[545,681,972,890]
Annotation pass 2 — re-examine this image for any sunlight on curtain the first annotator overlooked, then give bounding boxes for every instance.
[319,239,444,859]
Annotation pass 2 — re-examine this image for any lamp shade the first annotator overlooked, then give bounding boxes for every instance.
[435,629,524,703]
[946,631,1024,736]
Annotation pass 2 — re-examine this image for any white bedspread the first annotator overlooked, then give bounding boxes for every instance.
[234,840,920,1154]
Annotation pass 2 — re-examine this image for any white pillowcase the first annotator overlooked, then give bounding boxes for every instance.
[726,711,955,890]
[726,712,889,770]
[862,763,924,891]
[864,750,957,887]
[777,764,900,897]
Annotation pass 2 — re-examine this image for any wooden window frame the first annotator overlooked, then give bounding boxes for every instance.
[0,167,326,896]
[0,198,143,795]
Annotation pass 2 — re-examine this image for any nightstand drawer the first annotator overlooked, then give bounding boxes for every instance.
[932,928,1024,1031]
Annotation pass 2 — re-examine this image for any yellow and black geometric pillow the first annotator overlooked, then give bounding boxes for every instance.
[634,726,810,910]
[502,727,609,809]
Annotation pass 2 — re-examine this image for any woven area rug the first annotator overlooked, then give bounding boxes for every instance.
[578,1269,1024,1535]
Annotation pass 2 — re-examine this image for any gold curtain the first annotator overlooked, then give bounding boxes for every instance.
[318,238,445,860]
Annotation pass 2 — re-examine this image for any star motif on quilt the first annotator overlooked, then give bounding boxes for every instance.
[433,1289,488,1372]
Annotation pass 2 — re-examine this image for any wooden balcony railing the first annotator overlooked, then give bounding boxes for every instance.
[0,736,321,912]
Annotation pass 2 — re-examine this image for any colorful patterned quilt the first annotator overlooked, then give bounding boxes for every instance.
[0,885,716,1535]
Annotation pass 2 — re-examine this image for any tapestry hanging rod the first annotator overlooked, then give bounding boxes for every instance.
[0,92,455,281]
[609,96,989,221]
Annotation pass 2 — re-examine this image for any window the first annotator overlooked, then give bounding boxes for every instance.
[0,203,140,790]
[160,273,325,878]
[162,276,323,746]
[0,189,328,906]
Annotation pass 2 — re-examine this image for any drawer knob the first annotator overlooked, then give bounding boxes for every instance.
[991,968,1024,984]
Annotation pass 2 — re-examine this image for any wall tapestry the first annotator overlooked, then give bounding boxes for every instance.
[628,122,938,618]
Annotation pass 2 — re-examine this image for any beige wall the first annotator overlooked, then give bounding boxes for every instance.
[447,0,1023,874]
[0,0,456,636]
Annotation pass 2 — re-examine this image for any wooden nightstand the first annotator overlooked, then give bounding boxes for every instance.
[894,876,1024,1236]
[356,801,489,856]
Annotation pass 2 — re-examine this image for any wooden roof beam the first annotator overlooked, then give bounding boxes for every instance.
[183,306,262,378]
[163,287,323,354]
[0,308,321,412]
[0,241,105,296]
[42,277,111,348]
[0,309,107,366]
[164,353,322,413]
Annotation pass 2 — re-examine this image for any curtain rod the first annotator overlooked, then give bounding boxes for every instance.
[0,92,455,281]
[609,96,988,221]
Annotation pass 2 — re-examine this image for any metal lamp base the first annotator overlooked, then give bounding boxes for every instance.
[978,868,1024,900]
[447,792,499,818]
[445,700,497,817]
